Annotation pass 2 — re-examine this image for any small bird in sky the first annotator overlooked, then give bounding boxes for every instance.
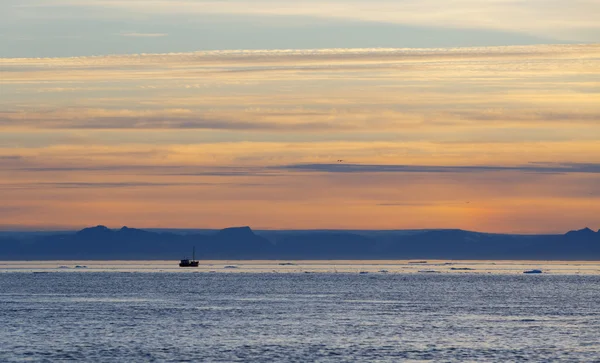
[337,159,344,162]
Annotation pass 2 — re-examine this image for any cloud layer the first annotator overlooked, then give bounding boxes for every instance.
[1,44,599,232]
[2,45,599,136]
[279,163,600,175]
[10,0,600,42]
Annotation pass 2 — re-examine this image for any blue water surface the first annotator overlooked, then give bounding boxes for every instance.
[1,273,599,362]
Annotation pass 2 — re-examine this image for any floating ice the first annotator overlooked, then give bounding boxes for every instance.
[523,269,543,274]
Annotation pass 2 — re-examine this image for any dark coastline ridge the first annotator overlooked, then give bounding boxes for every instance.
[0,225,599,261]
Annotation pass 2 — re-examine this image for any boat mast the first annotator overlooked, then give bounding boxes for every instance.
[193,246,196,261]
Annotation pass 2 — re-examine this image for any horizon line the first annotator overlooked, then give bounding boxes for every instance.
[1,224,596,236]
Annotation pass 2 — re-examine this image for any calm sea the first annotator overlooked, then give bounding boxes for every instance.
[1,262,600,362]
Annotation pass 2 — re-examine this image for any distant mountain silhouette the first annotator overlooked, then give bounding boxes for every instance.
[565,227,597,238]
[0,225,598,260]
[76,225,112,237]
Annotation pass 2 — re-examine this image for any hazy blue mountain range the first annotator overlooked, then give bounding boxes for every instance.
[0,226,599,260]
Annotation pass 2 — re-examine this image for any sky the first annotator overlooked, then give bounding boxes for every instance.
[1,1,599,233]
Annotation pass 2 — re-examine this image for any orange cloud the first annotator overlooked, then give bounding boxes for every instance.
[1,45,600,231]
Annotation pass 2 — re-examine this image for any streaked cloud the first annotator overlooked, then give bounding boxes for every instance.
[0,181,263,189]
[12,0,600,42]
[278,163,600,175]
[119,32,168,38]
[2,45,599,141]
[1,43,599,232]
[0,155,23,160]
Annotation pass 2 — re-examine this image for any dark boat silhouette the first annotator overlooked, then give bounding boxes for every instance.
[179,246,199,267]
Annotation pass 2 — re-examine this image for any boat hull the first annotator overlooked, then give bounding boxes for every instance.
[179,260,199,267]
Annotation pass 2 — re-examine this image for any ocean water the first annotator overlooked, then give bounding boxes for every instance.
[1,265,600,362]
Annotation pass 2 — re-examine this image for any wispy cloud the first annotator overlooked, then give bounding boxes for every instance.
[0,111,348,131]
[0,181,263,189]
[278,163,600,175]
[118,32,168,38]
[377,201,469,206]
[3,44,597,65]
[14,0,600,42]
[0,155,23,160]
[0,206,30,217]
[2,44,599,138]
[1,43,600,231]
